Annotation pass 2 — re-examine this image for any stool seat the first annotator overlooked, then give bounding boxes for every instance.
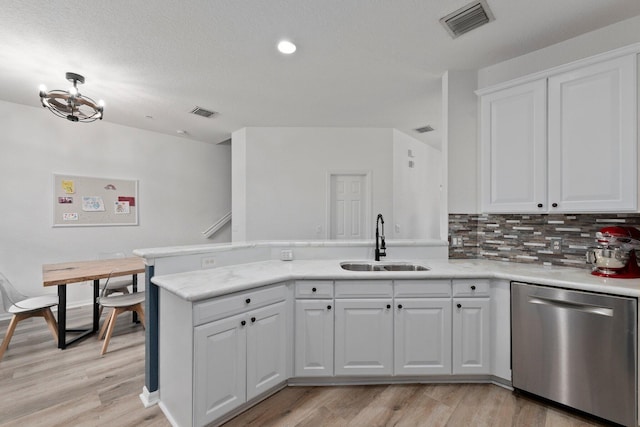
[1,273,59,361]
[8,295,58,314]
[97,291,145,355]
[98,292,144,308]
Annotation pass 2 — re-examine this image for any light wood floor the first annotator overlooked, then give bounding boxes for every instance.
[1,306,611,427]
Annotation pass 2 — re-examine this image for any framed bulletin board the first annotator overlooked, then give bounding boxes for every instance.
[53,174,138,227]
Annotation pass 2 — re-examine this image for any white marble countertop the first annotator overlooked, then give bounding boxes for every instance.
[150,258,640,302]
[134,239,447,259]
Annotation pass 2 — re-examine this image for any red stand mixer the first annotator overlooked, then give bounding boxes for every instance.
[586,226,640,278]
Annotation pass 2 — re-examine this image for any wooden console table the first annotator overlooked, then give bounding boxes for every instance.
[43,257,145,349]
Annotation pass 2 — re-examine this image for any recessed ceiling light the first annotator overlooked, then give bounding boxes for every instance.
[277,40,296,54]
[176,130,188,135]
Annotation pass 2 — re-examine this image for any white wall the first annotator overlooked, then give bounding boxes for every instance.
[392,130,441,239]
[478,15,640,89]
[444,70,479,214]
[233,127,394,241]
[231,128,247,242]
[231,127,443,242]
[0,100,231,314]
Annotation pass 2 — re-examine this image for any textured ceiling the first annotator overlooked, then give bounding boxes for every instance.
[1,0,640,147]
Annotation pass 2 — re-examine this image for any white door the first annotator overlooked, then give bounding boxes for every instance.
[334,299,393,376]
[329,174,368,239]
[452,298,491,375]
[480,79,547,213]
[194,313,247,426]
[246,301,287,400]
[547,54,637,212]
[294,299,334,377]
[394,298,452,375]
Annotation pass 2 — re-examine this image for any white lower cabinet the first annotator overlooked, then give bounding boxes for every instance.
[294,299,334,377]
[452,297,491,374]
[334,298,394,376]
[246,301,288,400]
[166,278,506,426]
[194,300,287,426]
[194,313,247,426]
[394,298,452,375]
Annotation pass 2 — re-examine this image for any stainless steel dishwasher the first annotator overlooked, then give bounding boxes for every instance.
[511,282,637,426]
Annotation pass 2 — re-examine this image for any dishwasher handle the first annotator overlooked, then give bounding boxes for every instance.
[528,295,614,317]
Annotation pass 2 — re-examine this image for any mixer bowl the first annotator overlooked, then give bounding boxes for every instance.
[587,248,630,269]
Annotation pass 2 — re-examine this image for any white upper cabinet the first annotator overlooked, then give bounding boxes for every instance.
[481,79,547,213]
[548,55,637,212]
[480,53,637,213]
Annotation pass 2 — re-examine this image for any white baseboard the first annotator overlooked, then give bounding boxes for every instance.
[139,386,159,408]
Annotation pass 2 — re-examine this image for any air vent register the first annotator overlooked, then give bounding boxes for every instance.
[440,0,495,39]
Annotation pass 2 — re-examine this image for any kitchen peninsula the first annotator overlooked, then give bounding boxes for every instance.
[135,240,640,427]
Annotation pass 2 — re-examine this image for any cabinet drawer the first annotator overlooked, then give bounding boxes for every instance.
[394,280,451,298]
[295,280,333,298]
[334,280,393,298]
[194,284,288,326]
[452,279,490,297]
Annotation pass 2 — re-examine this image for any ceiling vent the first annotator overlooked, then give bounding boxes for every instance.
[189,106,217,118]
[414,125,434,134]
[440,0,495,39]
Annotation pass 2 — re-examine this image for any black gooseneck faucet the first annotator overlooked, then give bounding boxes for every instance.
[375,213,386,261]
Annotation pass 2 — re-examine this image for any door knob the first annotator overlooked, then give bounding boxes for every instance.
[457,303,462,308]
[398,304,403,309]
[245,298,251,304]
[241,320,246,326]
[251,317,256,323]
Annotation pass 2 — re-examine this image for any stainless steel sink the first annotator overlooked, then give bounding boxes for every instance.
[340,262,429,272]
[382,264,429,271]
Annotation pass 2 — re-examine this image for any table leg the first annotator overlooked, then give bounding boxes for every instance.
[93,279,99,332]
[58,281,100,349]
[57,285,67,349]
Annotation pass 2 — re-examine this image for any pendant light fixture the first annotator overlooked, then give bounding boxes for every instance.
[39,72,104,122]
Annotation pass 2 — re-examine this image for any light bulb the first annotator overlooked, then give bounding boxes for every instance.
[69,86,78,96]
[277,40,296,54]
[98,100,105,107]
[39,84,47,92]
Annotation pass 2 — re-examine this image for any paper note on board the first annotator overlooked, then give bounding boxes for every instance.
[62,180,75,194]
[118,196,135,207]
[63,213,78,221]
[114,201,130,214]
[82,196,105,212]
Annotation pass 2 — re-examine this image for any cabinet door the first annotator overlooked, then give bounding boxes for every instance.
[295,299,334,377]
[452,298,490,374]
[334,299,393,376]
[246,301,287,400]
[194,313,247,426]
[548,54,637,212]
[480,79,547,213]
[394,298,451,375]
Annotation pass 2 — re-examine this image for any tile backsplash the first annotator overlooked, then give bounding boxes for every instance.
[448,213,640,269]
